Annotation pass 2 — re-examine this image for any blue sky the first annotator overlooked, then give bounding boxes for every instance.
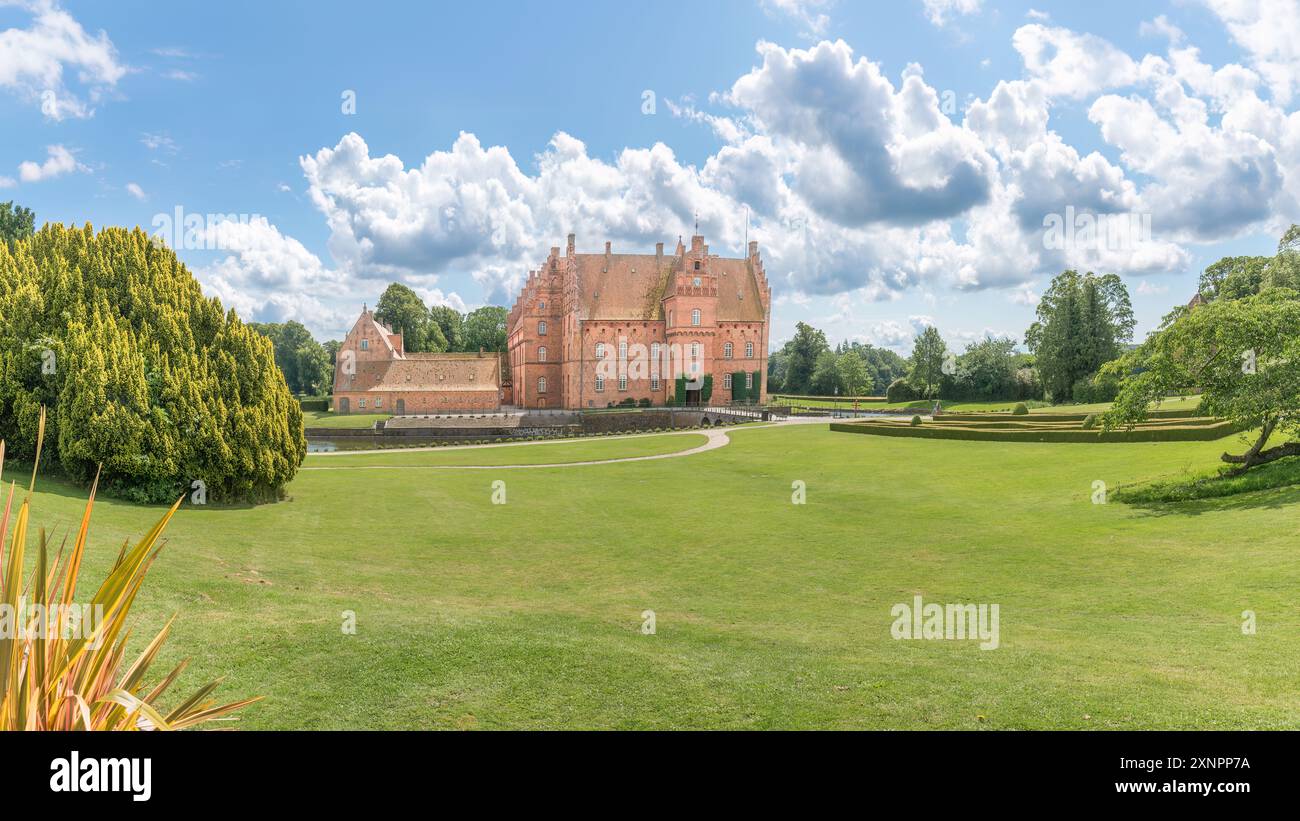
[2,0,1297,351]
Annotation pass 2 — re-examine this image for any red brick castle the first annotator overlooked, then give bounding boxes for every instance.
[507,233,771,409]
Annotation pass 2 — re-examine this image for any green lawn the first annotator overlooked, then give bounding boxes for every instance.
[303,410,392,429]
[19,422,1300,729]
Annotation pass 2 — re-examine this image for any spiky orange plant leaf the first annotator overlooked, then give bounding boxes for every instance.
[0,407,260,730]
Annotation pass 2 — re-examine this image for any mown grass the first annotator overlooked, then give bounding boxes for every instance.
[1116,454,1300,504]
[16,423,1300,729]
[303,410,392,429]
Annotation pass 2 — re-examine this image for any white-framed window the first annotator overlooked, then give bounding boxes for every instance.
[538,321,547,336]
[537,345,547,362]
[619,340,628,360]
[595,342,606,359]
[375,397,383,408]
[724,373,732,389]
[619,375,628,391]
[595,374,605,391]
[360,339,369,350]
[358,397,367,408]
[691,309,701,326]
[724,342,733,359]
[538,300,545,310]
[746,373,753,389]
[650,342,660,366]
[691,342,700,359]
[745,341,754,358]
[537,377,547,393]
[651,376,660,390]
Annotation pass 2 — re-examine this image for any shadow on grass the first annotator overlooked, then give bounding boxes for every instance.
[1120,470,1300,517]
[11,459,266,511]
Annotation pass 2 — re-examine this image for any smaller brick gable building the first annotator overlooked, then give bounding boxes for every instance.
[332,306,502,414]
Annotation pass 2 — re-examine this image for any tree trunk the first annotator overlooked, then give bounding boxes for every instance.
[1220,416,1300,474]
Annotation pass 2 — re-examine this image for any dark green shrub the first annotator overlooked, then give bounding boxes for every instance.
[887,378,919,403]
[1012,403,1029,415]
[910,415,922,427]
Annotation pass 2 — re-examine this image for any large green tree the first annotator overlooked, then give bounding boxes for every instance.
[461,305,507,353]
[250,320,333,395]
[0,223,304,503]
[834,350,872,395]
[1025,271,1133,402]
[955,336,1019,400]
[809,349,840,395]
[1104,289,1300,474]
[375,283,447,352]
[429,304,465,351]
[907,325,947,396]
[0,201,35,246]
[780,322,829,394]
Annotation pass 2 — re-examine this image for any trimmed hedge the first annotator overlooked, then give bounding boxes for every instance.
[299,397,329,412]
[775,393,886,403]
[830,419,1242,443]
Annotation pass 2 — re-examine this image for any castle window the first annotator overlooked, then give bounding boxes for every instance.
[693,276,701,287]
[724,342,733,359]
[694,261,700,270]
[538,300,545,310]
[596,374,605,391]
[358,397,367,409]
[537,377,547,393]
[375,397,383,409]
[691,309,701,326]
[650,342,660,365]
[619,375,628,391]
[724,373,732,389]
[691,342,700,359]
[745,341,754,358]
[537,345,547,362]
[651,376,660,391]
[538,321,547,336]
[595,342,606,359]
[619,340,628,361]
[746,373,753,389]
[360,339,369,350]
